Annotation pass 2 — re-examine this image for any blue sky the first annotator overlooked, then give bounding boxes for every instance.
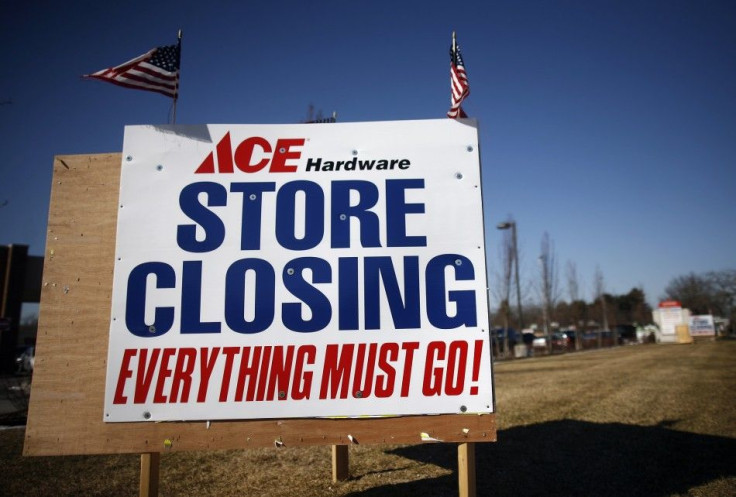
[1,0,734,314]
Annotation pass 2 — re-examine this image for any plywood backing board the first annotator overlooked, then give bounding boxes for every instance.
[24,153,496,456]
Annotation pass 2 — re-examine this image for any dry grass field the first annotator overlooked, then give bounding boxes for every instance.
[2,340,735,497]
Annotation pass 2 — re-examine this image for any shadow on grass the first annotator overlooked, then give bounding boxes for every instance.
[347,420,736,497]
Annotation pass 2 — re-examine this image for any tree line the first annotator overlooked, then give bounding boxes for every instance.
[492,225,651,335]
[663,269,735,332]
[492,224,734,336]
[494,286,652,333]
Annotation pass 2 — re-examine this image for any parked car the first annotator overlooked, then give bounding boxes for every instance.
[582,330,616,348]
[15,346,35,373]
[614,325,637,344]
[491,328,518,355]
[530,332,575,353]
[550,332,570,351]
[560,330,579,347]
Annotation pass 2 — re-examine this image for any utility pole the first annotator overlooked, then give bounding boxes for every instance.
[497,221,523,332]
[539,256,551,353]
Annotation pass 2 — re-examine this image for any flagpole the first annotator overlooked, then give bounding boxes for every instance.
[172,29,182,124]
[452,30,456,54]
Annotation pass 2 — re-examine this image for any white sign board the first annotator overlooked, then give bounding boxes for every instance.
[689,315,715,337]
[658,307,684,336]
[104,119,492,422]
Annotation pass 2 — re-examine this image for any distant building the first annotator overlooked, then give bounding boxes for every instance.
[652,301,691,343]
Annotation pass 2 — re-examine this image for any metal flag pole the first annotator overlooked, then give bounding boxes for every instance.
[172,29,182,124]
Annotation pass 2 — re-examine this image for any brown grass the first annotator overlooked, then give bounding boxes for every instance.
[2,340,735,496]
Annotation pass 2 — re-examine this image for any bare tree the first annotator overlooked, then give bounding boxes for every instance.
[664,272,713,315]
[593,265,609,347]
[665,269,736,333]
[565,261,583,350]
[566,261,579,303]
[499,229,514,309]
[708,270,736,326]
[492,226,515,357]
[538,232,559,353]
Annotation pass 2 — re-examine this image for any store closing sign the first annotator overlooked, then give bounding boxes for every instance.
[104,119,493,422]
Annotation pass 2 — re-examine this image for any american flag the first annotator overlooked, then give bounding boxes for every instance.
[447,35,469,118]
[84,42,180,99]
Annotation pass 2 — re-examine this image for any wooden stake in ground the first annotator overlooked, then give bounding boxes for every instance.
[458,443,477,497]
[332,445,349,482]
[139,453,159,497]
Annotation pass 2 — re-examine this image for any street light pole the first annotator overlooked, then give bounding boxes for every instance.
[538,255,551,354]
[497,221,524,332]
